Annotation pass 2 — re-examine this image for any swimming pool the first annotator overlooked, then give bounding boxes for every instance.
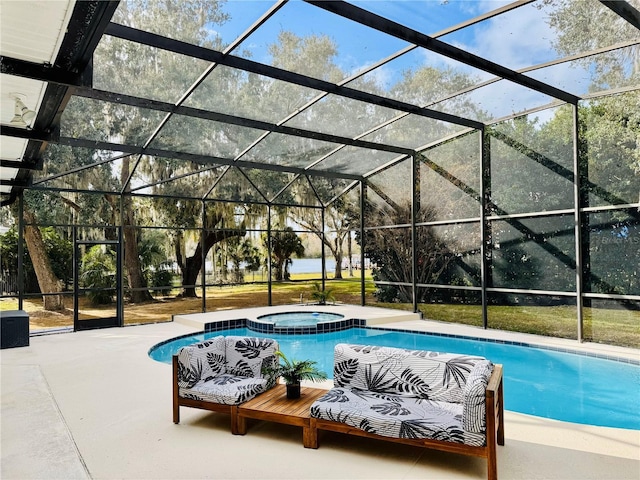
[149,327,640,430]
[257,311,344,327]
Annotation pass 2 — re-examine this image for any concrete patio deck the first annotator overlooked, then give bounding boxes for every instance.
[1,306,639,480]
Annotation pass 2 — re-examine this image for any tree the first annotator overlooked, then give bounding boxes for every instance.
[0,229,22,292]
[144,189,248,297]
[122,165,153,304]
[13,173,106,310]
[362,201,456,303]
[79,0,232,300]
[226,237,261,283]
[176,209,246,297]
[111,0,229,47]
[265,227,305,281]
[536,0,639,188]
[80,245,117,305]
[534,1,640,298]
[292,178,356,280]
[539,0,639,85]
[0,225,72,296]
[22,209,65,310]
[137,229,174,293]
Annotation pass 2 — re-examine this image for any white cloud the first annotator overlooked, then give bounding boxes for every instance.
[413,3,560,82]
[426,2,592,120]
[420,47,493,82]
[456,0,514,17]
[464,2,558,70]
[527,61,592,96]
[363,64,396,90]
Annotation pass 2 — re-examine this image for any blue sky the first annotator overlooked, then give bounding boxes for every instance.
[213,0,510,68]
[208,0,594,122]
[212,1,576,77]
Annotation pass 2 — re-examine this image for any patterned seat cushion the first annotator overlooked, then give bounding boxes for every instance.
[310,388,486,447]
[180,374,269,405]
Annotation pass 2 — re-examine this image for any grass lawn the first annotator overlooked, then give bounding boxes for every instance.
[2,271,638,348]
[376,302,640,348]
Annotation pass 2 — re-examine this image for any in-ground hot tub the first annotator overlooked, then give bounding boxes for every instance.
[257,311,344,327]
[250,310,358,334]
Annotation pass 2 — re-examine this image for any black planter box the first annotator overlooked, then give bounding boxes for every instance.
[1,310,29,349]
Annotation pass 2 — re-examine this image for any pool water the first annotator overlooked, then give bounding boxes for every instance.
[149,327,640,430]
[257,311,344,327]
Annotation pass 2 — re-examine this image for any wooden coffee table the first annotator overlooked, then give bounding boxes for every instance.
[236,384,328,448]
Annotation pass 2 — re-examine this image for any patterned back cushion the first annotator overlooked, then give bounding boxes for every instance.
[225,336,279,379]
[333,343,488,403]
[177,336,226,388]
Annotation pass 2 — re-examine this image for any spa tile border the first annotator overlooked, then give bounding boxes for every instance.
[205,317,367,335]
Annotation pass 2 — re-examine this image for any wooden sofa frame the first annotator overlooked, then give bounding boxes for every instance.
[172,355,244,434]
[308,364,504,480]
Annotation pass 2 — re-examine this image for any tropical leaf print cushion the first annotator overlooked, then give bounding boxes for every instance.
[225,336,279,379]
[310,387,485,446]
[462,360,493,433]
[177,336,279,405]
[182,375,269,405]
[332,343,488,403]
[177,336,226,387]
[312,343,493,446]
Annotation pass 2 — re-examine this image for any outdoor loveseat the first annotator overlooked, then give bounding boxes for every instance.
[172,335,279,434]
[309,343,504,480]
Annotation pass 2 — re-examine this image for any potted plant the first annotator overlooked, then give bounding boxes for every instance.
[310,282,335,305]
[263,350,328,399]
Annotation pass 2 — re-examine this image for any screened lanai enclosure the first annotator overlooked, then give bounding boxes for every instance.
[1,0,639,347]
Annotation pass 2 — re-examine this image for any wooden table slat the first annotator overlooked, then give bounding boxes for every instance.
[237,384,328,446]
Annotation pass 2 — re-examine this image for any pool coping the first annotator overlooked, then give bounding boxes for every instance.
[370,325,640,365]
[151,317,640,366]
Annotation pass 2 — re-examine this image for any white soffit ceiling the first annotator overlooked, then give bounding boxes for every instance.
[0,0,76,188]
[0,136,28,162]
[1,0,76,64]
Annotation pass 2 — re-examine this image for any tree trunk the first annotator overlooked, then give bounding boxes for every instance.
[284,259,292,280]
[122,200,153,303]
[273,259,284,281]
[182,255,202,297]
[120,159,153,304]
[23,209,64,311]
[328,236,345,279]
[333,251,343,279]
[123,225,153,303]
[348,232,353,277]
[181,227,245,297]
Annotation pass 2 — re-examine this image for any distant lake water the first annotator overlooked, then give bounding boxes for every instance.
[220,257,370,277]
[289,258,335,274]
